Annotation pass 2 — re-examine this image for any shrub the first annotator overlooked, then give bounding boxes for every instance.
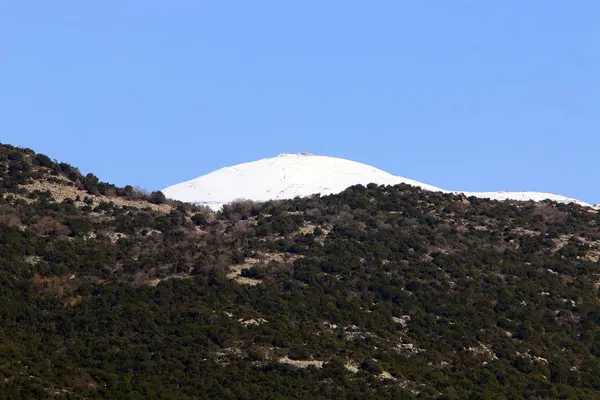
[192,213,208,227]
[65,218,92,236]
[34,154,54,167]
[150,191,167,204]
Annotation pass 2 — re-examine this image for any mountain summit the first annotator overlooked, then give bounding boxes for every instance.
[162,153,442,208]
[162,153,593,209]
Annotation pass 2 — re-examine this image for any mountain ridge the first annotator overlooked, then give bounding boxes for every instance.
[163,153,594,209]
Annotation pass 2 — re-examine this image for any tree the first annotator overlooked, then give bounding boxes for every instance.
[83,173,100,194]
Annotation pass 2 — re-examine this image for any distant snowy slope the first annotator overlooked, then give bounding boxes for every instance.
[459,191,591,207]
[162,153,593,209]
[162,153,443,208]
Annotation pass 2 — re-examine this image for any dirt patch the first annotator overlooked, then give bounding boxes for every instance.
[297,224,317,235]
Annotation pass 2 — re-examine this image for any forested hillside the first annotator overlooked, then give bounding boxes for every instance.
[1,143,600,399]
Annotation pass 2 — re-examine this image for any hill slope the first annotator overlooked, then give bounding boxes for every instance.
[1,143,600,399]
[162,153,593,209]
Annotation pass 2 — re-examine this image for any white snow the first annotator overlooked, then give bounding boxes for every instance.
[459,191,591,207]
[162,153,594,210]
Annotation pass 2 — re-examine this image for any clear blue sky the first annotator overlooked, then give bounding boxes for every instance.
[1,1,598,202]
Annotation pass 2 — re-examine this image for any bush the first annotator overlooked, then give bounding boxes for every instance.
[150,191,167,205]
[288,347,311,360]
[65,218,92,236]
[192,213,208,227]
[360,360,383,374]
[241,267,264,279]
[34,154,54,167]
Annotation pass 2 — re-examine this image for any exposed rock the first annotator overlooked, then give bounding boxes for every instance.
[392,315,411,327]
[238,318,268,326]
[344,362,359,373]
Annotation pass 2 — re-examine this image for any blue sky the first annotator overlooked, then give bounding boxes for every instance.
[1,1,598,202]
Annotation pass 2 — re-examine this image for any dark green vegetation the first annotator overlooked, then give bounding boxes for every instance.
[1,143,600,399]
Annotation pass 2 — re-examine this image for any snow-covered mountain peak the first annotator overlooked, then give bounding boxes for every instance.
[276,152,315,157]
[162,154,594,210]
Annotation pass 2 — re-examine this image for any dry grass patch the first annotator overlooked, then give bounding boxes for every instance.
[226,252,304,285]
[22,180,173,213]
[278,356,324,369]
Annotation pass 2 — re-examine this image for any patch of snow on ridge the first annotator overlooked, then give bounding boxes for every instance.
[162,153,594,210]
[459,191,590,207]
